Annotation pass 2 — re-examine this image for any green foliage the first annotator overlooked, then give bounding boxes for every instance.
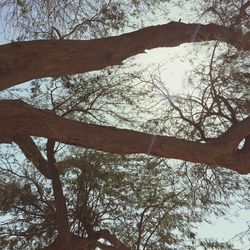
[0,147,241,249]
[0,0,250,249]
[0,0,170,41]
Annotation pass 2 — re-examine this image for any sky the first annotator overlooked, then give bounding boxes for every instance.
[133,46,250,249]
[1,1,250,249]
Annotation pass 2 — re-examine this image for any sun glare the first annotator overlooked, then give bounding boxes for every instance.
[134,46,193,94]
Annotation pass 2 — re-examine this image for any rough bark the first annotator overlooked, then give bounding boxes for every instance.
[0,22,249,91]
[46,140,71,249]
[1,99,250,174]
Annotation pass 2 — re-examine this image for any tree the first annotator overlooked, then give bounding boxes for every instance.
[0,0,250,249]
[1,21,250,173]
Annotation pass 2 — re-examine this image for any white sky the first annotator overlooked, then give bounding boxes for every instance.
[133,46,250,249]
[1,2,250,249]
[135,46,194,92]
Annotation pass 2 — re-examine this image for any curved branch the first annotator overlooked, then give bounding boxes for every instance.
[1,99,250,174]
[0,22,249,90]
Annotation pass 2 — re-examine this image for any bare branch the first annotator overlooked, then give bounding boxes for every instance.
[1,99,250,174]
[14,135,50,179]
[0,22,249,90]
[46,139,71,248]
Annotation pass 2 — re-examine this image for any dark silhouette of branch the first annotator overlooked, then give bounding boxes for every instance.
[46,139,71,249]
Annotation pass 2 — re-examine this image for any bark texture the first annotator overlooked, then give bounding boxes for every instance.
[46,140,71,249]
[0,22,249,90]
[1,99,250,174]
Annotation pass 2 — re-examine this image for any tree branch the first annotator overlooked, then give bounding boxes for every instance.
[13,135,51,179]
[234,0,250,25]
[96,229,128,250]
[46,139,71,249]
[0,22,249,90]
[1,99,250,174]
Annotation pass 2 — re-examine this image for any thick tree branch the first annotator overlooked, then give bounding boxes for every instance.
[46,139,71,249]
[13,135,51,179]
[96,229,128,250]
[0,22,249,91]
[216,116,250,147]
[1,99,250,174]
